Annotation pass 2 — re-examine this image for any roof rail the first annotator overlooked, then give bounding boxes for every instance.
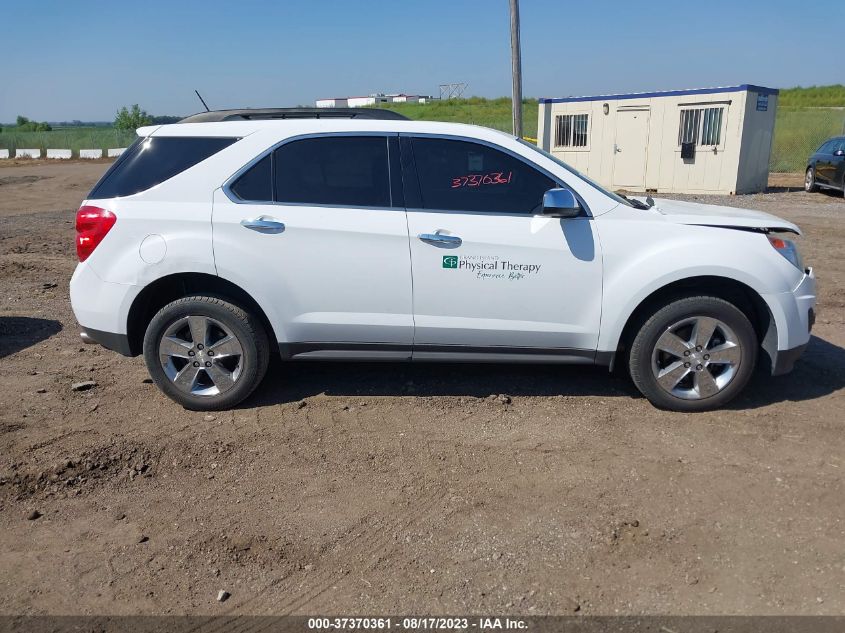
[179,107,410,123]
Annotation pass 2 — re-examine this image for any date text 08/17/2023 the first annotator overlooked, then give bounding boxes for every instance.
[307,616,528,630]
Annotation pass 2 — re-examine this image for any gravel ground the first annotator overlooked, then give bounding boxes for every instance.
[0,162,843,615]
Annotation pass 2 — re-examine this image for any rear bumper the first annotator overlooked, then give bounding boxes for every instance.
[70,262,140,356]
[80,327,135,357]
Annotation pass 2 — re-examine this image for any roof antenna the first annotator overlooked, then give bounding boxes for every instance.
[194,89,210,112]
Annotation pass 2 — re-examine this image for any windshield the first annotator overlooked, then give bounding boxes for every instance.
[516,138,635,208]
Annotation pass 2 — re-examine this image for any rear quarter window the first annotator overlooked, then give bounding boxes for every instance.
[88,136,237,199]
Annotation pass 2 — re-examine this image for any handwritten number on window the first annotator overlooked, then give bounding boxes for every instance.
[450,171,512,188]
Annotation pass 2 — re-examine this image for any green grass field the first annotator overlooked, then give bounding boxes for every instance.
[2,89,844,172]
[0,127,136,155]
[0,100,541,155]
[769,107,845,172]
[778,84,845,108]
[374,97,539,138]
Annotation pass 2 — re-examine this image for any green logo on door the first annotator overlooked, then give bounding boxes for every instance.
[442,256,458,269]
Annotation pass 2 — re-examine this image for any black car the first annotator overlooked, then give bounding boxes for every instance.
[805,135,845,195]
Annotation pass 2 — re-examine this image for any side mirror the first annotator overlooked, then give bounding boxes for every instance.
[834,149,845,157]
[542,188,581,218]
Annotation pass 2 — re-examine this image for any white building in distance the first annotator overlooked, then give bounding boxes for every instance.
[316,94,432,108]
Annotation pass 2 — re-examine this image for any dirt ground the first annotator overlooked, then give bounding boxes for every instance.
[1,161,843,616]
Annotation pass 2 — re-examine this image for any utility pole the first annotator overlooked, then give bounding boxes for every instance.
[509,0,523,137]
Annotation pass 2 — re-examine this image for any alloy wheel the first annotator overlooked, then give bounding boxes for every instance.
[158,315,244,396]
[650,316,742,400]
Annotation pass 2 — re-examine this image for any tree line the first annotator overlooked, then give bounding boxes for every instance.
[13,115,52,132]
[3,106,180,133]
[114,104,181,129]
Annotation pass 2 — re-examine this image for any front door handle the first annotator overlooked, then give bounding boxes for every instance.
[240,216,285,234]
[419,232,462,246]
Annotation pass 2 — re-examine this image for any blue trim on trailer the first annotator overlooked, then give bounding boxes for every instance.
[539,84,779,104]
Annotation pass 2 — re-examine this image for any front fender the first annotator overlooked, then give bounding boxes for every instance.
[596,218,804,353]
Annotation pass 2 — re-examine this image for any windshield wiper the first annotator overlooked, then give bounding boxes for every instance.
[615,192,653,210]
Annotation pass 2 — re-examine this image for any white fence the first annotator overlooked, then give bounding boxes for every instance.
[0,148,124,159]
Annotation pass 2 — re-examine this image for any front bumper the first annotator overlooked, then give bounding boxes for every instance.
[767,267,816,376]
[771,341,809,375]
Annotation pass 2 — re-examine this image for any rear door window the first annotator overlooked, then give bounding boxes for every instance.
[273,136,391,207]
[229,155,272,202]
[89,136,237,199]
[408,137,555,214]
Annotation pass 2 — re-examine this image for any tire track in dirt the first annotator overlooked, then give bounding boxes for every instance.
[280,488,450,614]
[194,484,449,620]
[210,412,467,615]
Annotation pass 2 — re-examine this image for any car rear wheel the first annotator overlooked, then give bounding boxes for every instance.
[143,296,270,410]
[805,167,818,192]
[628,296,757,412]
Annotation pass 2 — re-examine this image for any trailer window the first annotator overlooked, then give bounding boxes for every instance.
[678,107,725,147]
[554,114,589,148]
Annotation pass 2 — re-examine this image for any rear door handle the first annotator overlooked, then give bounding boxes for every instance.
[240,216,285,234]
[418,232,462,246]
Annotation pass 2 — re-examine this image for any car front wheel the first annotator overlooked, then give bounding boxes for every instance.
[628,296,758,412]
[143,296,270,410]
[805,167,818,192]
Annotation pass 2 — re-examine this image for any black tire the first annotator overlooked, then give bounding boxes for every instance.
[628,296,758,412]
[805,167,818,193]
[143,296,270,410]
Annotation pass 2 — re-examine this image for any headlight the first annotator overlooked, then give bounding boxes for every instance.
[767,235,804,271]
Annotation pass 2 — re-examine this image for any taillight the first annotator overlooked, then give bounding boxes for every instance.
[75,205,116,262]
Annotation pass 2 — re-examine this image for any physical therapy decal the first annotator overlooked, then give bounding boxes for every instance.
[442,254,541,281]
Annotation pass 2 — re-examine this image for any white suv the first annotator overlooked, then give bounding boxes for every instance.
[70,109,816,412]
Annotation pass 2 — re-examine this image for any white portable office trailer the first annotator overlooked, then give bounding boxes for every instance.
[537,85,778,194]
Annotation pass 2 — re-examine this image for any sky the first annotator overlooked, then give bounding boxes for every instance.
[2,0,843,122]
